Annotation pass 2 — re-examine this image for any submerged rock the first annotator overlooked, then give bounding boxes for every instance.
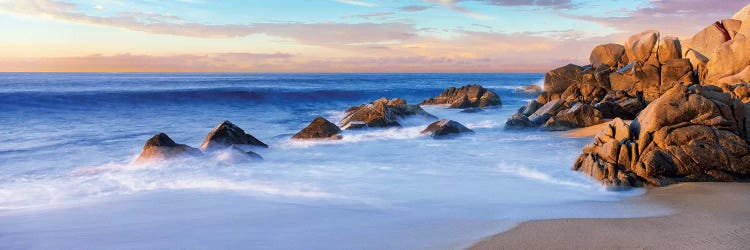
[421,119,473,138]
[514,84,543,95]
[341,97,436,130]
[200,120,268,151]
[292,117,342,140]
[136,133,201,163]
[420,84,501,108]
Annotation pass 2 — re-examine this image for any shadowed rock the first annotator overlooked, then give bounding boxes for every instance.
[292,117,342,140]
[341,97,436,130]
[421,119,474,138]
[544,64,583,95]
[200,120,268,151]
[544,103,603,131]
[420,84,501,108]
[136,133,201,163]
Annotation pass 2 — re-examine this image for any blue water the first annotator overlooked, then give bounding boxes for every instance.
[0,73,669,249]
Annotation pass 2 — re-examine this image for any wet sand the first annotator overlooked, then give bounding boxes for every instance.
[469,182,750,249]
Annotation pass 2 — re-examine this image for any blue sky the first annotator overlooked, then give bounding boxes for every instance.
[0,0,746,72]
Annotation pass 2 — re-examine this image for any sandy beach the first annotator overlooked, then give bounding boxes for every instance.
[469,182,750,249]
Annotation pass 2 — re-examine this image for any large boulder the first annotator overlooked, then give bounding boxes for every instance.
[420,84,501,108]
[292,117,342,140]
[528,99,566,125]
[544,64,583,94]
[706,33,750,84]
[574,84,750,188]
[657,37,682,64]
[683,20,737,60]
[342,97,436,129]
[200,120,268,151]
[136,133,201,163]
[589,43,627,69]
[544,103,603,131]
[421,119,474,138]
[624,30,660,63]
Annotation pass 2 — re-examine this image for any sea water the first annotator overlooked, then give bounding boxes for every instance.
[0,73,671,249]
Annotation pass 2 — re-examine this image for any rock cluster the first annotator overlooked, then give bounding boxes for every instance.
[136,120,267,163]
[292,117,342,140]
[574,85,750,188]
[421,119,473,138]
[420,84,501,108]
[340,97,436,129]
[513,3,750,188]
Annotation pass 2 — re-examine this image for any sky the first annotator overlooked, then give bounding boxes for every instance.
[0,0,747,72]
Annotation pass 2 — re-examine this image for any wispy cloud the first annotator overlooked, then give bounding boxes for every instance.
[426,0,490,19]
[398,5,432,12]
[335,0,377,7]
[0,0,415,47]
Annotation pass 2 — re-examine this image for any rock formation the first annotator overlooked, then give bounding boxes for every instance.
[200,120,268,151]
[514,84,543,95]
[292,117,342,140]
[341,97,436,129]
[421,119,474,138]
[136,133,201,163]
[420,84,501,108]
[573,84,750,188]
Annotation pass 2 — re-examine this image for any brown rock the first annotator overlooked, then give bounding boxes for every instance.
[657,37,682,64]
[706,33,750,84]
[292,117,342,140]
[624,30,660,63]
[342,97,436,129]
[660,58,696,94]
[574,84,750,188]
[200,120,268,151]
[421,119,474,138]
[543,103,603,131]
[420,85,501,108]
[684,20,735,59]
[136,133,201,163]
[589,43,627,69]
[515,84,543,95]
[544,64,583,94]
[528,99,566,125]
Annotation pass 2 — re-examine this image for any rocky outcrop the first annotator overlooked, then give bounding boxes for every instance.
[573,84,750,188]
[200,120,268,151]
[421,119,473,138]
[341,97,436,129]
[136,133,201,163]
[420,85,501,108]
[292,117,342,140]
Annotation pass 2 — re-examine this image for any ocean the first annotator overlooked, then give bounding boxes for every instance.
[0,73,670,249]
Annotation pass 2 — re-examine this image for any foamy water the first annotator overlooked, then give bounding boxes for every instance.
[0,73,670,249]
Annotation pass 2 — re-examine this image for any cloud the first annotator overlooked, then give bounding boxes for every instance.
[398,5,432,12]
[0,0,415,47]
[426,0,490,19]
[335,0,377,7]
[469,0,573,8]
[564,0,749,38]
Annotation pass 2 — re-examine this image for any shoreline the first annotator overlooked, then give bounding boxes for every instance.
[468,182,750,249]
